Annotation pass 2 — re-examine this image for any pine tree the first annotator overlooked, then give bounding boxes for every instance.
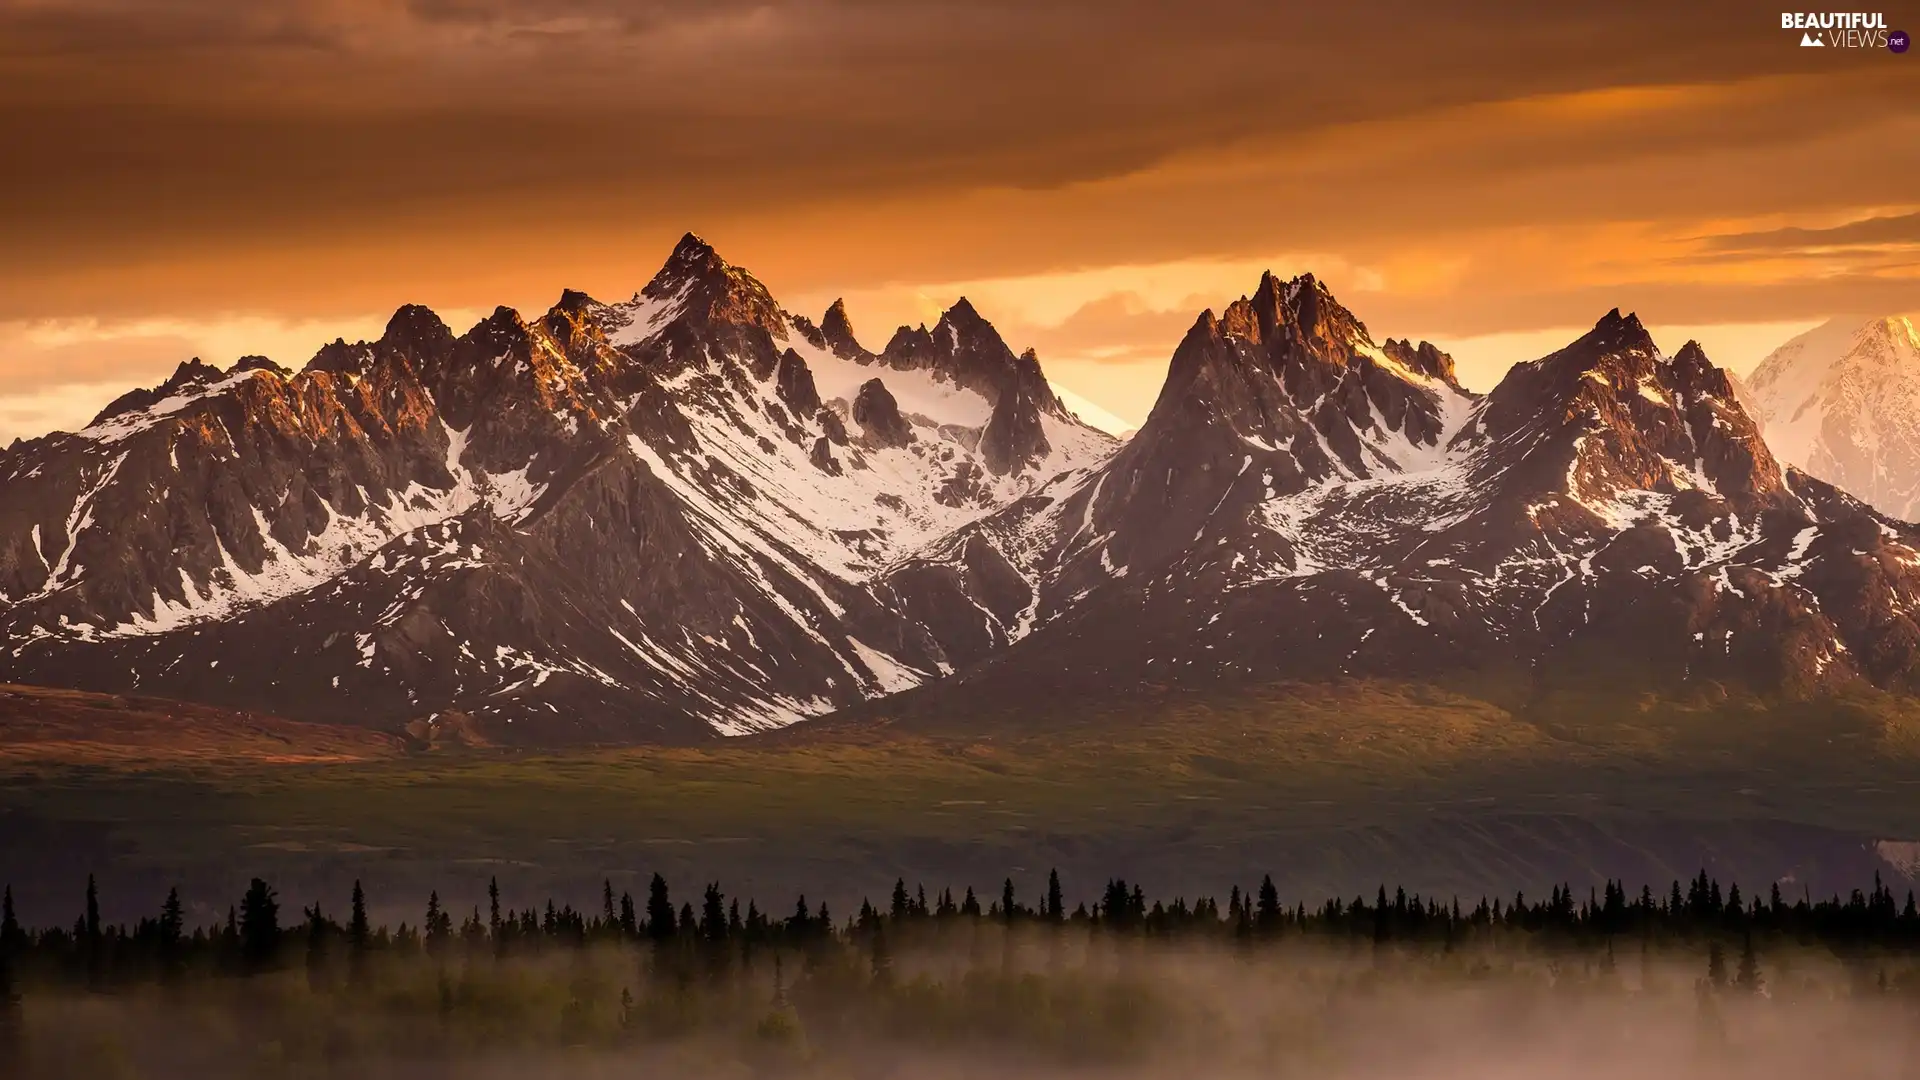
[1002,878,1017,923]
[425,891,452,956]
[1257,875,1282,935]
[0,935,18,1073]
[961,887,980,918]
[488,877,503,942]
[700,883,727,942]
[239,878,280,973]
[0,886,19,995]
[602,880,617,932]
[1046,869,1064,923]
[890,878,910,922]
[159,886,184,951]
[1706,940,1727,989]
[348,881,371,987]
[0,886,16,953]
[84,874,101,946]
[646,873,675,943]
[83,873,103,988]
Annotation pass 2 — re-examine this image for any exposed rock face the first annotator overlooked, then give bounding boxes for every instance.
[852,379,914,448]
[820,299,866,361]
[0,233,1116,742]
[1747,315,1920,522]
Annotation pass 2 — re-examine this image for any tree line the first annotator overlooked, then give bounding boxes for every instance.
[5,867,1920,987]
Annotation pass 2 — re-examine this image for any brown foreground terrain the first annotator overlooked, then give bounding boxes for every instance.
[0,683,405,766]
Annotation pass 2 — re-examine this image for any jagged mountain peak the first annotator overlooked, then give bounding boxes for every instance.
[632,232,784,336]
[460,306,534,355]
[1381,338,1459,385]
[1528,307,1659,379]
[231,355,286,376]
[1214,270,1369,355]
[377,303,456,364]
[819,298,867,359]
[1140,271,1474,484]
[939,295,986,327]
[1464,313,1790,524]
[654,231,725,283]
[552,288,599,317]
[931,297,1015,355]
[89,354,284,427]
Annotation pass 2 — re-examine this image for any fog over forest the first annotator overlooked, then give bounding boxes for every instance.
[5,871,1920,1078]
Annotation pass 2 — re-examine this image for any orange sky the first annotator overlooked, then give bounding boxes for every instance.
[2,1,1916,438]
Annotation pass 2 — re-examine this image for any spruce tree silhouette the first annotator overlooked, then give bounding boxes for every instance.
[239,878,280,974]
[348,881,371,988]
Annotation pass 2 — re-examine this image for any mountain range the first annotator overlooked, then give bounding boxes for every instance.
[4,235,1919,742]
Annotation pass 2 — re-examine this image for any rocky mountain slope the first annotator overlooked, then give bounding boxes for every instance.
[4,243,1919,741]
[1747,315,1920,521]
[0,235,1114,740]
[901,293,1920,701]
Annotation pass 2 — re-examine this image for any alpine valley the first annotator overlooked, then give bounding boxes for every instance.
[5,235,1920,744]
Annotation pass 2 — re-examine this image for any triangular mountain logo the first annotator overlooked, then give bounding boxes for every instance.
[1800,31,1825,45]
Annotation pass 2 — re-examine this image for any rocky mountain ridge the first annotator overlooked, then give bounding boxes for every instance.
[3,238,1919,741]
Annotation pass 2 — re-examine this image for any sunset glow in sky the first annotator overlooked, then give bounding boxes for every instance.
[2,0,1915,438]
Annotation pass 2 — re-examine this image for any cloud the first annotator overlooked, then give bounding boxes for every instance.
[1698,211,1920,253]
[0,0,1916,427]
[1021,292,1207,363]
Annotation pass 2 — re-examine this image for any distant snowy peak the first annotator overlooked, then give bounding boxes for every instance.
[1748,314,1920,520]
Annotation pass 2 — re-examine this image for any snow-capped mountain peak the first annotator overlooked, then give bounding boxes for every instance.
[1748,314,1920,520]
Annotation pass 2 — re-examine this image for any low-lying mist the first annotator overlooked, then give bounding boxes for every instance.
[8,912,1920,1079]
